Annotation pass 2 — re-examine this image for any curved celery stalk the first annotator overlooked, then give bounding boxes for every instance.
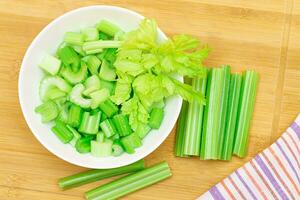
[83,41,121,54]
[58,160,145,190]
[83,75,101,96]
[60,62,88,85]
[221,73,242,160]
[39,76,72,101]
[69,84,92,108]
[233,70,259,157]
[85,161,171,200]
[35,101,59,123]
[183,71,207,156]
[175,101,188,157]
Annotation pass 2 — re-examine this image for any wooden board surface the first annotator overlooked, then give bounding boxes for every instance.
[0,0,299,199]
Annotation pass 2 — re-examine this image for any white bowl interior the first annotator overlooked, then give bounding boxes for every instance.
[19,6,182,169]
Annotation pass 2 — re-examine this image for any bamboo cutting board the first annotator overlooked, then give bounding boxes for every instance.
[0,0,299,199]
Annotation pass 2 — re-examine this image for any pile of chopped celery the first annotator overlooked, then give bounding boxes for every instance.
[175,66,259,160]
[35,19,209,158]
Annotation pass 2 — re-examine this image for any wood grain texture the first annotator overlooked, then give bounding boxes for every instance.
[0,0,299,199]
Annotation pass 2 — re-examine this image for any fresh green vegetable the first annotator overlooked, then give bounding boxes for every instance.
[98,32,110,40]
[35,101,59,122]
[97,20,122,36]
[99,79,116,95]
[58,159,145,190]
[75,137,92,153]
[149,107,164,129]
[85,161,172,200]
[39,54,61,75]
[91,140,112,157]
[57,46,81,71]
[96,132,105,143]
[221,73,242,160]
[51,120,74,143]
[121,133,142,154]
[86,55,101,75]
[64,32,84,46]
[60,62,88,85]
[99,99,118,117]
[83,75,101,96]
[112,140,124,156]
[110,76,132,105]
[79,111,101,134]
[174,101,188,157]
[67,104,82,128]
[233,70,259,157]
[183,73,207,156]
[69,84,92,108]
[100,119,118,138]
[67,125,82,147]
[39,76,71,101]
[113,114,132,137]
[136,124,151,139]
[82,27,99,42]
[90,88,110,109]
[99,60,116,81]
[83,40,122,53]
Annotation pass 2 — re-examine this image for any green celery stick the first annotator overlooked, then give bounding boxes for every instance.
[183,70,207,156]
[85,161,171,200]
[174,101,188,157]
[233,70,259,157]
[58,160,145,190]
[221,73,242,160]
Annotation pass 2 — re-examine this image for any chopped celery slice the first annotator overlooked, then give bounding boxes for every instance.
[97,20,122,36]
[57,46,81,71]
[113,114,132,137]
[99,99,118,117]
[72,45,86,56]
[90,88,110,109]
[221,73,242,160]
[99,32,111,40]
[121,133,141,154]
[99,60,116,81]
[64,32,84,46]
[39,76,72,101]
[99,79,116,95]
[114,30,125,41]
[136,124,151,139]
[233,70,259,158]
[91,140,113,157]
[44,88,66,101]
[183,71,207,156]
[67,104,83,128]
[69,84,92,108]
[75,137,91,153]
[175,101,188,157]
[67,125,82,147]
[60,62,88,85]
[58,160,145,190]
[86,55,101,75]
[83,41,121,54]
[51,120,74,143]
[85,161,171,200]
[57,101,71,123]
[112,140,124,156]
[82,27,99,42]
[100,112,108,122]
[39,54,61,75]
[79,111,101,134]
[96,132,105,142]
[149,108,164,129]
[35,101,58,122]
[100,119,117,138]
[83,75,101,96]
[103,48,117,64]
[110,79,131,105]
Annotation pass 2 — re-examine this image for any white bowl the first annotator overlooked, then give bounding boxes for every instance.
[18,5,182,169]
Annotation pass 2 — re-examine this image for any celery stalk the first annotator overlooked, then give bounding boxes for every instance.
[233,70,259,157]
[85,161,171,200]
[183,70,207,156]
[97,20,122,36]
[174,101,188,157]
[221,73,242,160]
[58,160,145,190]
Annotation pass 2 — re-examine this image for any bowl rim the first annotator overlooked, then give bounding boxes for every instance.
[18,5,183,169]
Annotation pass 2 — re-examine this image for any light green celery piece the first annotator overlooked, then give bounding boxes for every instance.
[112,141,124,156]
[217,66,231,158]
[72,45,86,56]
[90,88,110,109]
[35,101,59,123]
[83,41,121,53]
[221,73,242,160]
[58,160,145,190]
[39,76,72,101]
[97,20,122,36]
[233,70,259,158]
[85,161,172,200]
[136,124,151,139]
[86,55,101,75]
[99,79,116,95]
[39,54,61,75]
[183,72,207,156]
[51,120,74,144]
[79,111,101,134]
[69,84,92,108]
[174,101,188,157]
[91,140,112,157]
[60,62,88,85]
[82,27,99,42]
[44,88,66,101]
[200,68,224,160]
[83,75,101,96]
[96,132,105,143]
[110,79,132,105]
[85,49,103,55]
[64,32,84,46]
[67,125,81,147]
[99,60,116,81]
[114,30,125,41]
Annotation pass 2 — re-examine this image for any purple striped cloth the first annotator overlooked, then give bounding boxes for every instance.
[197,114,300,200]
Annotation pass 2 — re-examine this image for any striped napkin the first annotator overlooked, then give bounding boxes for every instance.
[197,114,300,200]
